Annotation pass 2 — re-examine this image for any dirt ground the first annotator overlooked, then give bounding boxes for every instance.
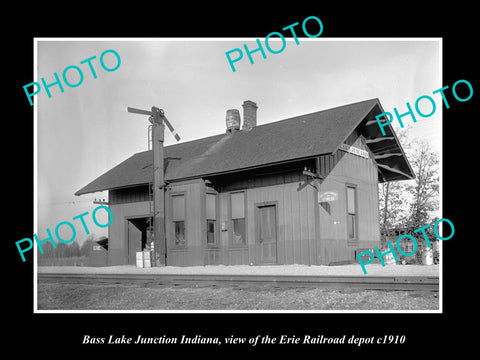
[36,281,439,311]
[38,264,440,277]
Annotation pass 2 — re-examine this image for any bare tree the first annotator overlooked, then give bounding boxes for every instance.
[404,140,439,229]
[378,130,410,231]
[379,180,406,231]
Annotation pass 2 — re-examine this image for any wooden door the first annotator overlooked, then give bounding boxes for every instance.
[127,221,142,265]
[258,205,277,264]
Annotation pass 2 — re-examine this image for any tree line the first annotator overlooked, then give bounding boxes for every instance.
[378,130,440,233]
[38,234,98,258]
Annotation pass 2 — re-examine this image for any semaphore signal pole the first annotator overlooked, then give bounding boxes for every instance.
[126,106,180,266]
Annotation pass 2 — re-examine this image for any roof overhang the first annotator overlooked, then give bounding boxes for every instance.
[357,102,415,182]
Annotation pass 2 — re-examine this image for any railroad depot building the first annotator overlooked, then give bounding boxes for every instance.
[75,99,414,267]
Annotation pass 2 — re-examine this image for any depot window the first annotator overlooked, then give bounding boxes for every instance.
[346,185,357,241]
[172,194,186,246]
[206,193,217,245]
[231,191,246,245]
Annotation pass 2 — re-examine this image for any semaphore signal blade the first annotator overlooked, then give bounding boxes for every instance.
[163,117,181,141]
[127,107,154,116]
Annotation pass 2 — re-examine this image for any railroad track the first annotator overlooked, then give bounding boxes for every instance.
[37,272,439,291]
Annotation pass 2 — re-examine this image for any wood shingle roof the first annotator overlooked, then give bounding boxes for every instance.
[75,98,413,195]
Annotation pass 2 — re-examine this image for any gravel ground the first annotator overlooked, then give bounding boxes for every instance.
[37,264,440,277]
[37,281,439,311]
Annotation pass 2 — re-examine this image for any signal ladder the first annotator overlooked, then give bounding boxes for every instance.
[147,124,154,249]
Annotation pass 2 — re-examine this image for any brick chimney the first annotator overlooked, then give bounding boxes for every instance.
[242,100,258,131]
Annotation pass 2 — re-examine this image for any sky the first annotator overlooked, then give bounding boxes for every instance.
[35,38,441,244]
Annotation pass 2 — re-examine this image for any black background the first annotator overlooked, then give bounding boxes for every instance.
[5,3,474,356]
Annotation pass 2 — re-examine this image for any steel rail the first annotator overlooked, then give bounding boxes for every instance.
[37,272,439,291]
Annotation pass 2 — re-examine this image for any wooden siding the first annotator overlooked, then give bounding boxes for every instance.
[107,201,150,265]
[218,164,315,193]
[110,185,150,205]
[165,180,205,266]
[164,167,320,266]
[223,179,318,266]
[106,136,381,267]
[318,134,380,264]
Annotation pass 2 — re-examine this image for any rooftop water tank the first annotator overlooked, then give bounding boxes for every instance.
[225,109,241,132]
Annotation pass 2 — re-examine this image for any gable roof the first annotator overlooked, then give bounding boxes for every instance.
[75,98,413,196]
